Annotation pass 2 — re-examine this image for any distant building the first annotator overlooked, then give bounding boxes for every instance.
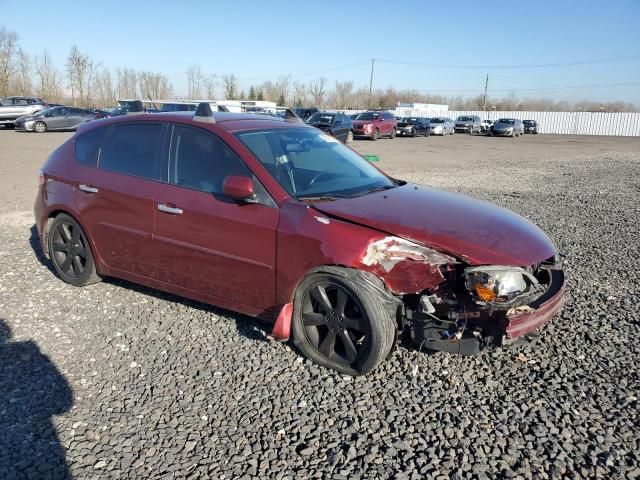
[396,102,449,116]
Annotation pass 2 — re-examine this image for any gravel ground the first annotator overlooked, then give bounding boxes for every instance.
[1,130,639,479]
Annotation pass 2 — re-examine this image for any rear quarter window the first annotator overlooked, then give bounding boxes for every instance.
[75,126,108,166]
[98,123,163,179]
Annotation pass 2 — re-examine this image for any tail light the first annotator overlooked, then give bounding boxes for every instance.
[38,170,45,186]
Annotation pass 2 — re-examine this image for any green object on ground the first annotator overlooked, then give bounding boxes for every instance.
[362,154,380,162]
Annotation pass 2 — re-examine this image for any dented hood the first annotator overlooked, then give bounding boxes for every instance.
[313,184,556,266]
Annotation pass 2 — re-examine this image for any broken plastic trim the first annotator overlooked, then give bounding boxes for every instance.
[362,236,457,273]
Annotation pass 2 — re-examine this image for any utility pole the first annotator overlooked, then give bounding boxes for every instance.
[482,74,489,111]
[368,58,375,108]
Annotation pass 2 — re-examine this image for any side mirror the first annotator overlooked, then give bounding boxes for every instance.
[223,175,257,203]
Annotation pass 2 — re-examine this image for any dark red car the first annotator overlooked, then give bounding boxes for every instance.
[34,105,565,375]
[352,111,397,140]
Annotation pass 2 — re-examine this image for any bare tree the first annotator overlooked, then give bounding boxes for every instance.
[0,27,20,97]
[333,80,354,109]
[291,81,307,106]
[222,74,239,100]
[116,68,137,99]
[92,68,116,106]
[34,50,64,103]
[308,77,327,107]
[202,73,217,99]
[66,45,97,106]
[186,64,203,99]
[12,48,31,96]
[139,71,172,100]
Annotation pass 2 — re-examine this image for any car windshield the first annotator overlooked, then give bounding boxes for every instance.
[34,107,54,116]
[497,119,515,125]
[523,120,535,125]
[430,118,445,123]
[236,127,396,200]
[356,112,380,120]
[306,113,335,124]
[457,116,474,121]
[401,118,418,124]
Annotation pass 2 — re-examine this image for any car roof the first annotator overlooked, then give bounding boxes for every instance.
[75,111,312,136]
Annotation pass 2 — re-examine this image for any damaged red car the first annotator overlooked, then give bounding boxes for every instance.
[34,104,565,376]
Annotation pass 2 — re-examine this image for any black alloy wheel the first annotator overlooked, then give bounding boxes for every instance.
[48,214,101,286]
[292,271,396,375]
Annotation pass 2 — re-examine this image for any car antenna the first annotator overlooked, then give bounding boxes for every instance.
[126,100,145,115]
[194,102,216,123]
[284,108,303,123]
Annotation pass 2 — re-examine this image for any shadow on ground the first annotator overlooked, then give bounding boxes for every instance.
[0,319,73,479]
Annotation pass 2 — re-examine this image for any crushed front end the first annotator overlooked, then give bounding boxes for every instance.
[403,256,565,355]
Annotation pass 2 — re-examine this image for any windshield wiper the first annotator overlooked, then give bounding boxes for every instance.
[297,194,342,202]
[348,185,396,198]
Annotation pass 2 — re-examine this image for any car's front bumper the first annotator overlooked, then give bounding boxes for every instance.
[14,121,34,131]
[491,130,513,136]
[353,129,373,138]
[396,127,414,136]
[455,125,472,132]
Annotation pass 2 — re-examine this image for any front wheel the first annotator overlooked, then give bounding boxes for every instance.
[411,128,417,137]
[34,121,47,133]
[389,128,396,139]
[48,214,101,287]
[292,271,396,376]
[371,128,379,141]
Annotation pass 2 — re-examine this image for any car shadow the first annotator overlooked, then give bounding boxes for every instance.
[29,224,56,274]
[0,319,73,479]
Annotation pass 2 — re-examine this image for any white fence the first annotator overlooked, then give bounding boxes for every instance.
[344,109,640,136]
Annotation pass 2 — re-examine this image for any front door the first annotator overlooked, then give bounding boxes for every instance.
[153,124,278,310]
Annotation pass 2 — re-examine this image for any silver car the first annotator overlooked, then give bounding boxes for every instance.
[15,106,98,133]
[428,117,455,135]
[490,118,524,137]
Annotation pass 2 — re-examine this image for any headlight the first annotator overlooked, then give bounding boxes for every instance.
[464,266,541,306]
[24,120,34,127]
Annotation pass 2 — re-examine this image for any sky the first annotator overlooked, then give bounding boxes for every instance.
[3,0,640,104]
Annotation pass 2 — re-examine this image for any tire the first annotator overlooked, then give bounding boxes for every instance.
[371,128,379,141]
[34,121,47,133]
[48,213,101,287]
[345,130,353,143]
[292,270,396,376]
[389,128,396,139]
[411,128,417,137]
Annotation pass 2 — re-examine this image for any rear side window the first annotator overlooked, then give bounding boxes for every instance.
[99,123,163,179]
[75,126,108,166]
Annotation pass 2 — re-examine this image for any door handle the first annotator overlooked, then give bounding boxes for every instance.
[79,184,98,193]
[157,203,183,215]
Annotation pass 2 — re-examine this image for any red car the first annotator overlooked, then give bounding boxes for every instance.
[34,104,565,376]
[352,111,397,140]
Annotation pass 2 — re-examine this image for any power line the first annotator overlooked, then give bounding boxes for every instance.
[375,55,640,70]
[407,81,640,95]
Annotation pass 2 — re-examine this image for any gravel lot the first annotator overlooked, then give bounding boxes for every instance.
[1,129,639,479]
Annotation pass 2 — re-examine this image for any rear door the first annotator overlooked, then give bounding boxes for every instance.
[77,122,165,279]
[153,124,278,309]
[68,108,88,129]
[46,107,69,130]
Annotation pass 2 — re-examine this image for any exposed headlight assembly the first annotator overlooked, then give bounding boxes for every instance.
[464,266,543,308]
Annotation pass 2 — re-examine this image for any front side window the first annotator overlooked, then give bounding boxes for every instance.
[99,123,163,179]
[75,126,108,166]
[169,126,253,194]
[237,127,397,200]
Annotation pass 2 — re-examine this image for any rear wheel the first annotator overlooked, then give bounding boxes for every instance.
[292,271,396,376]
[34,121,47,133]
[345,130,353,143]
[48,214,101,287]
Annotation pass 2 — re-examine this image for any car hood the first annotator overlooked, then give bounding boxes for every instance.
[493,123,513,128]
[352,120,376,127]
[16,114,41,122]
[397,122,415,128]
[313,184,556,266]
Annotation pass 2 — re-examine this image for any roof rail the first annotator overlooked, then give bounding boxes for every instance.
[193,102,216,123]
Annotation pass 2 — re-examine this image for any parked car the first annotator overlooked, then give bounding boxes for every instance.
[396,117,430,137]
[490,118,525,137]
[523,120,539,134]
[293,107,319,121]
[15,106,99,133]
[428,117,455,136]
[455,115,482,134]
[35,104,565,376]
[96,106,128,118]
[0,96,46,128]
[352,111,397,140]
[481,119,493,133]
[306,112,353,143]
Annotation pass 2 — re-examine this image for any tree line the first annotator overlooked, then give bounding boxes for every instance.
[1,27,637,112]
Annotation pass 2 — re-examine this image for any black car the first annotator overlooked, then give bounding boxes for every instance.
[293,107,319,121]
[396,117,430,137]
[305,112,353,143]
[523,120,539,134]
